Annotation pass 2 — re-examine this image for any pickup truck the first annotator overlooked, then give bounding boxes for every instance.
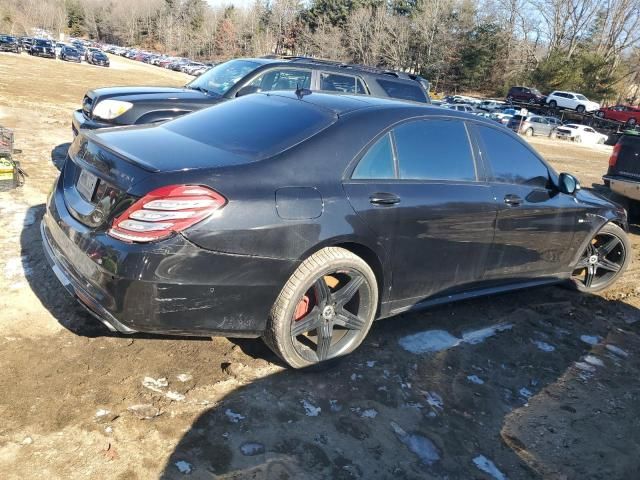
[603,131,640,216]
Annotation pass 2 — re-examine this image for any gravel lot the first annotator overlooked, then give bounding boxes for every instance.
[1,52,639,480]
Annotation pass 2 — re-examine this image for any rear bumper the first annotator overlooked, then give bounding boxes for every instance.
[41,181,296,337]
[604,175,640,201]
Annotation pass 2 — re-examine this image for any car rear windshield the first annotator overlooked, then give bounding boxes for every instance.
[377,79,427,103]
[164,93,337,160]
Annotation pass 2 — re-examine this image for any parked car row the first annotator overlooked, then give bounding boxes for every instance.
[0,34,110,67]
[100,45,213,76]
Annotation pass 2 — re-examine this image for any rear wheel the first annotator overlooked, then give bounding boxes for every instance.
[570,223,630,292]
[264,247,378,368]
[576,105,586,114]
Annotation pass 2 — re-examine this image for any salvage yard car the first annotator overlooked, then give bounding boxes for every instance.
[555,124,608,144]
[604,131,640,213]
[546,91,600,113]
[0,34,20,53]
[29,38,55,58]
[507,114,557,137]
[72,57,431,134]
[60,46,82,63]
[43,92,630,368]
[596,104,640,126]
[87,50,110,67]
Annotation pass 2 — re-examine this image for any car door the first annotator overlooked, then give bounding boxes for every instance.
[344,118,497,310]
[537,117,552,136]
[471,123,580,279]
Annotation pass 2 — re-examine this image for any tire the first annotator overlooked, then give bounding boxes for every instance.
[569,222,630,293]
[506,96,513,103]
[627,118,637,127]
[595,111,604,118]
[549,100,557,108]
[528,98,536,104]
[264,247,378,369]
[598,137,605,144]
[574,135,582,143]
[525,128,534,137]
[576,105,586,114]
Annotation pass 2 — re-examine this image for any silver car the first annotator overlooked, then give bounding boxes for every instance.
[507,115,556,137]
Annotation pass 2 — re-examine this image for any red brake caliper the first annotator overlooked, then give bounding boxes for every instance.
[294,295,310,321]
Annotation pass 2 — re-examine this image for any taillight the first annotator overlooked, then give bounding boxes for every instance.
[609,143,621,167]
[108,185,226,243]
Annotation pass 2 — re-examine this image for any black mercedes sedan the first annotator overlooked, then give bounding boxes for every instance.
[42,92,630,368]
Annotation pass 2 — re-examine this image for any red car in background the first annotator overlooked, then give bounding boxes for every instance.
[596,105,640,126]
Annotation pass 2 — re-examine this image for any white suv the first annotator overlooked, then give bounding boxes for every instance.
[546,91,600,113]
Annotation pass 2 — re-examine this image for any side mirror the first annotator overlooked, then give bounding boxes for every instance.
[235,85,261,97]
[558,172,580,195]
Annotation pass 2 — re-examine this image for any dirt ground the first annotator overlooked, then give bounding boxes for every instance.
[1,52,639,480]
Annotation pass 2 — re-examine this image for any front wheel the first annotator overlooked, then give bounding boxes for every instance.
[524,128,534,137]
[549,100,557,108]
[264,247,378,368]
[576,105,586,113]
[574,135,582,143]
[570,223,630,292]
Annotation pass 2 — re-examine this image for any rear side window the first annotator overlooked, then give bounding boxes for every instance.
[393,119,476,181]
[476,125,549,187]
[320,73,365,94]
[249,69,311,91]
[377,79,427,103]
[352,133,395,180]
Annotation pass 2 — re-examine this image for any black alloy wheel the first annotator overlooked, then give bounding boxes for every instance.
[571,223,630,292]
[264,247,378,368]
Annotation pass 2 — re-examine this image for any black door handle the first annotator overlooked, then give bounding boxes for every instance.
[504,194,523,206]
[369,193,400,205]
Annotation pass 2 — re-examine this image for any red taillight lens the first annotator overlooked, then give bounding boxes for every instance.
[609,143,621,167]
[108,185,226,243]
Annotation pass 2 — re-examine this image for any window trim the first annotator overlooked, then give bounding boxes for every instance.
[348,116,480,184]
[319,71,367,95]
[467,120,558,188]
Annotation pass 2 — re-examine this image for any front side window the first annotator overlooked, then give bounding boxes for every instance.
[476,125,549,187]
[352,133,395,180]
[393,119,476,181]
[248,69,311,92]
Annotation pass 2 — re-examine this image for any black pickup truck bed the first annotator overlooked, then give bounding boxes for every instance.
[603,132,640,208]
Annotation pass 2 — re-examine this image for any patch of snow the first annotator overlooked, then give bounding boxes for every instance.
[142,377,168,392]
[225,409,245,423]
[240,442,265,456]
[4,256,32,280]
[176,374,192,382]
[399,323,512,354]
[301,399,321,417]
[329,399,342,412]
[360,408,378,418]
[584,355,604,367]
[166,391,186,401]
[462,323,513,345]
[95,409,110,418]
[473,455,507,480]
[519,387,532,399]
[174,460,192,474]
[580,335,601,346]
[390,421,440,465]
[425,391,443,411]
[467,375,485,385]
[606,345,629,358]
[575,362,596,372]
[532,340,555,352]
[366,361,376,368]
[21,436,33,445]
[104,426,113,434]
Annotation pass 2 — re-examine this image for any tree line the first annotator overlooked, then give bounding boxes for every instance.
[2,0,640,102]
